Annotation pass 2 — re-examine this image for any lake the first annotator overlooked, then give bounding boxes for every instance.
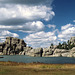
[0,55,75,64]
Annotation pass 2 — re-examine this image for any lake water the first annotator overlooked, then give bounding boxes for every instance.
[0,55,75,64]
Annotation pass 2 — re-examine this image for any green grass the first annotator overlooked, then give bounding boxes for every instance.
[0,62,75,75]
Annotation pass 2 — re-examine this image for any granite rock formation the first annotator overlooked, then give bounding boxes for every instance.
[0,37,26,55]
[0,37,43,57]
[0,36,75,57]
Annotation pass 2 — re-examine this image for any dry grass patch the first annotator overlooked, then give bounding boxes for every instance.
[0,62,75,75]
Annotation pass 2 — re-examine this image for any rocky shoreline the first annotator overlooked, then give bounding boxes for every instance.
[0,36,75,57]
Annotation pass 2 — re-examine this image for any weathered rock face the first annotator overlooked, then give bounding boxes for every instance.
[26,48,43,57]
[0,37,43,57]
[71,47,75,51]
[53,49,69,54]
[42,45,57,57]
[0,37,26,55]
[42,47,53,57]
[0,36,75,57]
[19,46,33,55]
[70,37,75,45]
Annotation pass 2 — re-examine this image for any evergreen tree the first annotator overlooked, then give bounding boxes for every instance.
[57,43,62,49]
[51,43,53,46]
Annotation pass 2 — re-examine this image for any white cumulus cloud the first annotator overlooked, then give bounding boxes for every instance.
[0,21,44,33]
[47,24,56,29]
[23,31,57,48]
[61,24,74,30]
[0,3,55,32]
[58,24,75,42]
[0,4,55,23]
[0,30,19,42]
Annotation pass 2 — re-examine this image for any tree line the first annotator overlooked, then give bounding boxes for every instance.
[51,40,75,50]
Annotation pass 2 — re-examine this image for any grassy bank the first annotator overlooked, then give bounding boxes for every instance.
[0,61,75,75]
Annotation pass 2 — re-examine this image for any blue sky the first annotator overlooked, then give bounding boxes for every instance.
[0,0,75,48]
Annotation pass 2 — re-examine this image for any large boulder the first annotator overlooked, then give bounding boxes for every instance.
[42,45,58,57]
[19,51,25,55]
[42,47,53,57]
[61,52,73,57]
[53,49,69,54]
[53,49,72,57]
[27,48,43,57]
[19,47,32,55]
[24,46,33,52]
[53,53,62,57]
[73,53,75,57]
[71,47,75,51]
[69,47,75,54]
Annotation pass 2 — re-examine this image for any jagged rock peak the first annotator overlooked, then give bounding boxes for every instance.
[5,37,26,45]
[0,37,27,55]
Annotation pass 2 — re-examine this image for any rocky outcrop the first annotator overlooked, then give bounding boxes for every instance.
[19,46,33,55]
[52,47,75,57]
[0,37,43,57]
[25,48,43,57]
[19,47,43,57]
[42,47,53,57]
[0,37,27,55]
[0,36,75,57]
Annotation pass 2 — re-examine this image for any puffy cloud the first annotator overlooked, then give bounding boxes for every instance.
[0,21,44,33]
[0,30,19,42]
[0,4,55,23]
[61,24,74,30]
[0,3,55,32]
[58,24,75,42]
[47,24,56,29]
[20,21,45,33]
[23,31,57,48]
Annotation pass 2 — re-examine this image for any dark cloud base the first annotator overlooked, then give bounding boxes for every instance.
[0,0,53,5]
[0,18,28,25]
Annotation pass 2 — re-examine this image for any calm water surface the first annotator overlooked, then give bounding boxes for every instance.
[0,55,75,64]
